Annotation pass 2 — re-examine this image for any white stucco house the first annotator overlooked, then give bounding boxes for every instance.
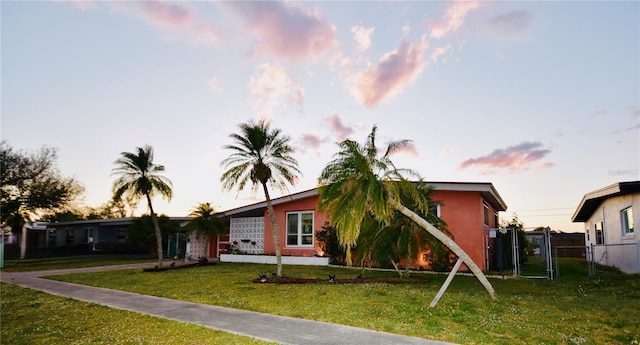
[572,181,640,273]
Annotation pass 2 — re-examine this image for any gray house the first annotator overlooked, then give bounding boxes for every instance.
[572,181,640,273]
[34,217,193,253]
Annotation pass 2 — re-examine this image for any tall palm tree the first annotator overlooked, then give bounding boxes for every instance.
[112,145,172,267]
[221,120,301,277]
[318,125,497,300]
[184,202,225,257]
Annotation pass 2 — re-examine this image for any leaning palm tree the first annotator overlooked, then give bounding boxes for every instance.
[220,120,301,277]
[318,125,497,301]
[112,145,172,267]
[184,202,225,257]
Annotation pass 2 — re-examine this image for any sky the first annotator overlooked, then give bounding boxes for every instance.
[2,1,639,233]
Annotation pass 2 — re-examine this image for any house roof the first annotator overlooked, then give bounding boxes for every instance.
[571,181,640,222]
[44,217,194,228]
[221,181,508,216]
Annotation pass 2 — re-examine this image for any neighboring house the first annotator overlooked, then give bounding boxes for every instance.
[572,181,640,273]
[20,217,193,253]
[190,181,507,271]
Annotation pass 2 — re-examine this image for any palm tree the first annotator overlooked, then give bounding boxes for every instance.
[112,145,172,267]
[318,125,497,300]
[184,202,225,257]
[220,120,301,277]
[356,182,452,278]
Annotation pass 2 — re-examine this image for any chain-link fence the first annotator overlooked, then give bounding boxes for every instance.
[589,242,640,275]
[553,245,588,279]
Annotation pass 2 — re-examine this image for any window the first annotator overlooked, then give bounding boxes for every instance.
[428,203,441,217]
[66,229,75,245]
[116,228,126,243]
[287,211,314,246]
[48,229,57,247]
[595,221,604,244]
[86,228,93,243]
[483,203,490,226]
[621,207,634,235]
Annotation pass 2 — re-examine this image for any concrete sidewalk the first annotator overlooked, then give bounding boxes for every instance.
[0,264,454,345]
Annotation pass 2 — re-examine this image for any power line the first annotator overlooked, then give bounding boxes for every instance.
[514,207,575,212]
[522,213,572,217]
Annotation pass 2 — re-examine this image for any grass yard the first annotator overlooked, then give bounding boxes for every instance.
[0,282,276,345]
[45,260,640,345]
[1,254,155,272]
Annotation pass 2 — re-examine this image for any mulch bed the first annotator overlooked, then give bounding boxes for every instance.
[252,276,429,284]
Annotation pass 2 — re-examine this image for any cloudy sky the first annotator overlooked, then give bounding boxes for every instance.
[2,1,638,233]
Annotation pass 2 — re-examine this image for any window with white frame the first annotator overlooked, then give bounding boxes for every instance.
[621,207,634,235]
[286,211,314,246]
[428,203,441,217]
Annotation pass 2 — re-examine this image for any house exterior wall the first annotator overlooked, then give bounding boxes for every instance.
[263,195,327,257]
[582,192,639,274]
[584,193,639,246]
[187,234,209,259]
[426,190,499,271]
[208,185,506,271]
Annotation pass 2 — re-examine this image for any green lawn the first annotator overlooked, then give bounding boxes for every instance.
[1,254,155,272]
[0,282,276,345]
[41,260,640,345]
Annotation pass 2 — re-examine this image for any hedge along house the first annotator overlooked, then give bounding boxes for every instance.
[189,181,507,271]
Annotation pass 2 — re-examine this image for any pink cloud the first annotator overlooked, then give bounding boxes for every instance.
[352,25,375,52]
[208,78,223,93]
[327,114,354,141]
[352,36,427,107]
[394,142,420,157]
[428,0,482,39]
[225,1,336,60]
[487,11,532,36]
[430,45,451,62]
[74,1,221,44]
[249,63,304,118]
[301,133,322,150]
[135,1,191,28]
[459,141,553,174]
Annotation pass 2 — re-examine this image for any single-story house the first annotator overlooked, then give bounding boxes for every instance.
[572,181,640,273]
[188,181,508,271]
[18,217,193,254]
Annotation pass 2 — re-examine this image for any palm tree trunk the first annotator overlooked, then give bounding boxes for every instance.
[20,223,27,260]
[262,183,282,277]
[391,200,497,300]
[405,239,411,278]
[146,193,164,268]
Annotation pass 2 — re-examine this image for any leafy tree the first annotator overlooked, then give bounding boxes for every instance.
[40,210,85,223]
[127,215,180,256]
[112,145,172,267]
[86,196,137,219]
[0,141,83,258]
[318,125,497,300]
[355,182,453,277]
[221,120,301,277]
[501,214,531,265]
[315,222,346,264]
[184,202,226,255]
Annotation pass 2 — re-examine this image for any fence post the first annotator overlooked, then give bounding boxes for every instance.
[590,243,595,277]
[637,241,640,274]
